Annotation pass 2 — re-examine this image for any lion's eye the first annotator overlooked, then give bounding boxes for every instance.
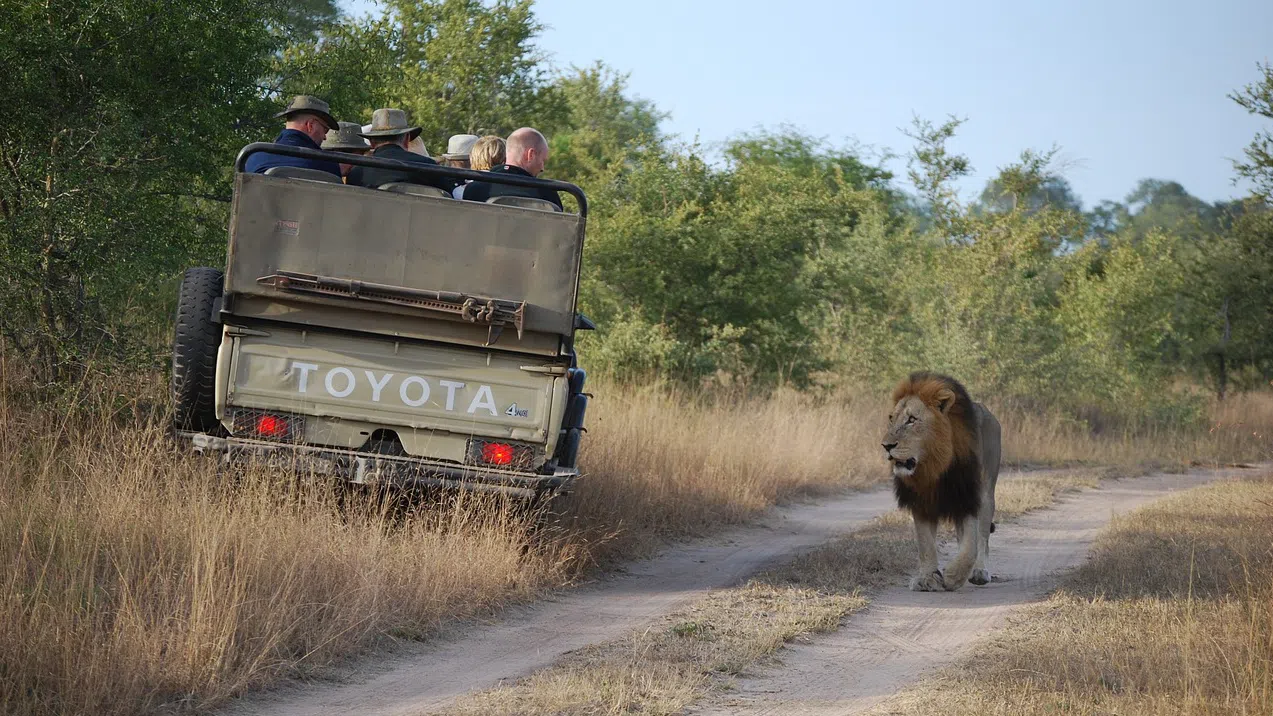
[906,415,917,425]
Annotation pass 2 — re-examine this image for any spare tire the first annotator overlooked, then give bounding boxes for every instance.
[171,267,224,432]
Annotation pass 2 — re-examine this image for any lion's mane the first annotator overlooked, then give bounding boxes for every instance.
[891,371,983,524]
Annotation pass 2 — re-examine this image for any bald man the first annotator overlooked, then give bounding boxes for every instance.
[459,127,563,210]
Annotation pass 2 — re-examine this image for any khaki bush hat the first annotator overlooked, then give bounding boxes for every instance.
[359,108,423,140]
[321,121,371,151]
[274,95,338,131]
[442,134,479,160]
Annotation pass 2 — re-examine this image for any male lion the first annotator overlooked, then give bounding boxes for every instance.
[881,372,1002,592]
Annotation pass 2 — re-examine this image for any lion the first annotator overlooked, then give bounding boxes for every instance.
[881,372,1002,592]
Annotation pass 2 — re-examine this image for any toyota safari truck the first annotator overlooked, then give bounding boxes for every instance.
[169,143,594,499]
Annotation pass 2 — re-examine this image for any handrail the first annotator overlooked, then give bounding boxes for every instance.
[232,142,588,217]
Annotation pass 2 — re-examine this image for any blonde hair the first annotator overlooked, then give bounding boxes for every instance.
[469,135,506,171]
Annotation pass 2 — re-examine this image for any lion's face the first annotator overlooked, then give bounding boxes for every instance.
[882,394,953,480]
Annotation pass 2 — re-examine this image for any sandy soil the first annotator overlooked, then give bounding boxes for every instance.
[690,466,1254,716]
[220,465,1245,716]
[221,484,902,716]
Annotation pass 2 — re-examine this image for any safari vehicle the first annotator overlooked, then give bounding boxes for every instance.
[169,143,593,500]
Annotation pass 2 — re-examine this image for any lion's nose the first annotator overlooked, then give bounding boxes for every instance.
[882,442,897,452]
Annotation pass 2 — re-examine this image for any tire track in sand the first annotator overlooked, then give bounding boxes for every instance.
[690,465,1259,716]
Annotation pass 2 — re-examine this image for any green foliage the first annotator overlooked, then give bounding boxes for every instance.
[580,132,891,387]
[0,0,286,381]
[1230,62,1273,203]
[1,0,1266,435]
[543,62,666,187]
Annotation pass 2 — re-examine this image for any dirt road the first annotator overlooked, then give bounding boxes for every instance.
[691,466,1252,716]
[222,465,1244,716]
[223,482,901,716]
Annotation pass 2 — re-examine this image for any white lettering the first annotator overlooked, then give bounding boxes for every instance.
[325,367,356,398]
[467,385,497,416]
[365,371,393,402]
[400,376,431,407]
[439,380,465,411]
[293,362,319,393]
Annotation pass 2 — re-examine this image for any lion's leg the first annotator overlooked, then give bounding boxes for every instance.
[909,517,943,591]
[942,515,980,591]
[969,496,995,586]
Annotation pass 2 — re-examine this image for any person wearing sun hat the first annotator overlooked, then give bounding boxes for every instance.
[244,95,342,177]
[321,121,371,180]
[440,134,479,168]
[347,108,457,192]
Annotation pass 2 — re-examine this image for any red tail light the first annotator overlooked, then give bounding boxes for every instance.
[256,415,289,438]
[467,439,538,471]
[481,442,515,466]
[231,410,300,441]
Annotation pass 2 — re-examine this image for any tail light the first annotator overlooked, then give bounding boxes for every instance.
[466,438,538,471]
[232,409,302,441]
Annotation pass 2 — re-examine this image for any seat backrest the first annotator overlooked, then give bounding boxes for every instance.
[486,195,562,213]
[263,166,343,184]
[378,183,452,199]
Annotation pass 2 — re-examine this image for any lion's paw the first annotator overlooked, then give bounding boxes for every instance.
[909,570,944,591]
[968,568,991,586]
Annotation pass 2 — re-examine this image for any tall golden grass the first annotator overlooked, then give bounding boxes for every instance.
[0,362,1269,715]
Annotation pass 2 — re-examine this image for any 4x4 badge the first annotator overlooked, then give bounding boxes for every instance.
[505,403,529,418]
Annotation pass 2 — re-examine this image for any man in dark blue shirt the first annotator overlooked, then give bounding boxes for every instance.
[459,127,562,210]
[244,95,342,177]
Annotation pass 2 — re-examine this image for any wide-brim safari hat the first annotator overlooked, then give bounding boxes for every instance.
[322,121,371,152]
[442,133,479,160]
[359,108,422,140]
[273,95,338,131]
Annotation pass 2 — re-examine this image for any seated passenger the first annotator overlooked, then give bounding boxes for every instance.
[459,128,562,210]
[406,135,432,158]
[244,95,341,177]
[441,134,479,168]
[347,109,457,192]
[320,121,371,180]
[452,135,506,199]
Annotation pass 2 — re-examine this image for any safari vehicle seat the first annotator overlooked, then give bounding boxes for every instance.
[263,166,343,184]
[378,183,453,199]
[486,195,562,213]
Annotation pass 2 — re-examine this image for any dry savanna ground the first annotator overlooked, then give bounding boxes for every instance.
[1,359,1271,716]
[442,466,1113,715]
[874,471,1273,716]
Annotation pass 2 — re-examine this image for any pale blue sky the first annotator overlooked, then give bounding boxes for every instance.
[344,0,1271,207]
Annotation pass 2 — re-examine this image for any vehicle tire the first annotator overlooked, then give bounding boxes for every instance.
[171,267,224,432]
[557,428,581,469]
[564,393,588,430]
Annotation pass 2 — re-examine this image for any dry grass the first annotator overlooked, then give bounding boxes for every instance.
[2,355,1271,715]
[995,391,1273,469]
[564,382,884,564]
[992,467,1110,518]
[0,371,872,716]
[874,472,1273,716]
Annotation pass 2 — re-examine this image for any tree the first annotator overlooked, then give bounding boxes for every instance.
[275,0,562,156]
[386,0,560,151]
[543,62,666,187]
[0,0,286,382]
[976,147,1082,217]
[1230,62,1273,203]
[902,115,971,234]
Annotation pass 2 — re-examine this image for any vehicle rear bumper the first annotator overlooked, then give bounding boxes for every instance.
[174,431,576,499]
